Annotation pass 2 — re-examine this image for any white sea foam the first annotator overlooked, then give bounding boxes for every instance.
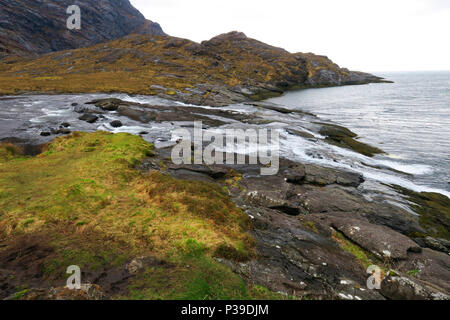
[374,159,433,175]
[281,134,450,199]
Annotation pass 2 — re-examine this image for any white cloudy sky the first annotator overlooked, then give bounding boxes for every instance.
[130,0,450,72]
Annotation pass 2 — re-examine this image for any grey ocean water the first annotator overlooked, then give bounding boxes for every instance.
[268,71,450,193]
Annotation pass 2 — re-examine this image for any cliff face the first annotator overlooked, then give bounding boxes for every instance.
[0,0,166,59]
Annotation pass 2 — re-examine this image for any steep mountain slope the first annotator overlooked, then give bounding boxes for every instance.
[0,0,165,59]
[0,32,389,106]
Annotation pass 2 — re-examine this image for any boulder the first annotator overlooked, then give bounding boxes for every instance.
[78,114,99,124]
[317,122,384,157]
[381,276,449,300]
[284,164,364,188]
[55,128,71,135]
[286,128,315,139]
[117,106,156,123]
[110,120,123,128]
[329,217,422,260]
[89,98,123,111]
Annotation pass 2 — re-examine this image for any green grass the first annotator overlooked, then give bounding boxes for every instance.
[406,269,420,277]
[392,186,450,240]
[332,231,375,268]
[0,132,272,299]
[123,239,288,300]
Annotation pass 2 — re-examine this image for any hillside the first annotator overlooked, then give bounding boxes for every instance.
[0,31,388,106]
[0,0,165,59]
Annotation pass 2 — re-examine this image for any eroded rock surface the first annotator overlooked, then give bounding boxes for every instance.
[144,147,450,300]
[0,0,165,59]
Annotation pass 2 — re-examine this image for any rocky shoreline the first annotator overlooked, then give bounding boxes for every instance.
[142,146,449,300]
[0,97,448,300]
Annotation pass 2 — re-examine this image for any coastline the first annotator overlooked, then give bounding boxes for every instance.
[0,94,448,300]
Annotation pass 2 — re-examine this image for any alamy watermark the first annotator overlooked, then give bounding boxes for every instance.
[66,5,81,30]
[66,265,81,290]
[366,265,382,290]
[171,122,280,175]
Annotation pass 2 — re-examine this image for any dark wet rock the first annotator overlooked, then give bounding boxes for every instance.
[78,114,99,124]
[286,128,316,139]
[284,163,364,187]
[392,186,450,241]
[168,163,231,181]
[110,120,123,128]
[141,148,449,299]
[60,122,70,128]
[116,103,228,127]
[317,122,384,157]
[381,276,449,300]
[54,128,71,135]
[71,103,78,107]
[73,105,102,114]
[297,188,424,236]
[258,105,293,114]
[328,217,421,260]
[88,98,123,111]
[226,192,384,299]
[241,176,305,216]
[40,131,51,137]
[395,248,450,294]
[317,122,357,138]
[414,237,449,254]
[117,106,156,123]
[139,131,149,135]
[253,104,316,117]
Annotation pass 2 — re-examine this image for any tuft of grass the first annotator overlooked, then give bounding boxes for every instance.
[406,269,420,277]
[247,285,295,300]
[302,220,319,234]
[0,143,24,161]
[13,289,30,300]
[332,230,374,268]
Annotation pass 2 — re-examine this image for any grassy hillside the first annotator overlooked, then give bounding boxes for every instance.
[0,32,384,102]
[0,131,285,299]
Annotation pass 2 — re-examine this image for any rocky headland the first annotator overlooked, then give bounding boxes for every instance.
[0,30,390,106]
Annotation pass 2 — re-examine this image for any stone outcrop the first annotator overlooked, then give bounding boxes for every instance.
[139,147,449,300]
[0,0,165,59]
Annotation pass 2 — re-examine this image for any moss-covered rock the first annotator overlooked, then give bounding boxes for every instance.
[316,122,384,157]
[393,186,450,241]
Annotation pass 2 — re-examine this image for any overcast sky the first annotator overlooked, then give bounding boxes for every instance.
[130,0,450,72]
